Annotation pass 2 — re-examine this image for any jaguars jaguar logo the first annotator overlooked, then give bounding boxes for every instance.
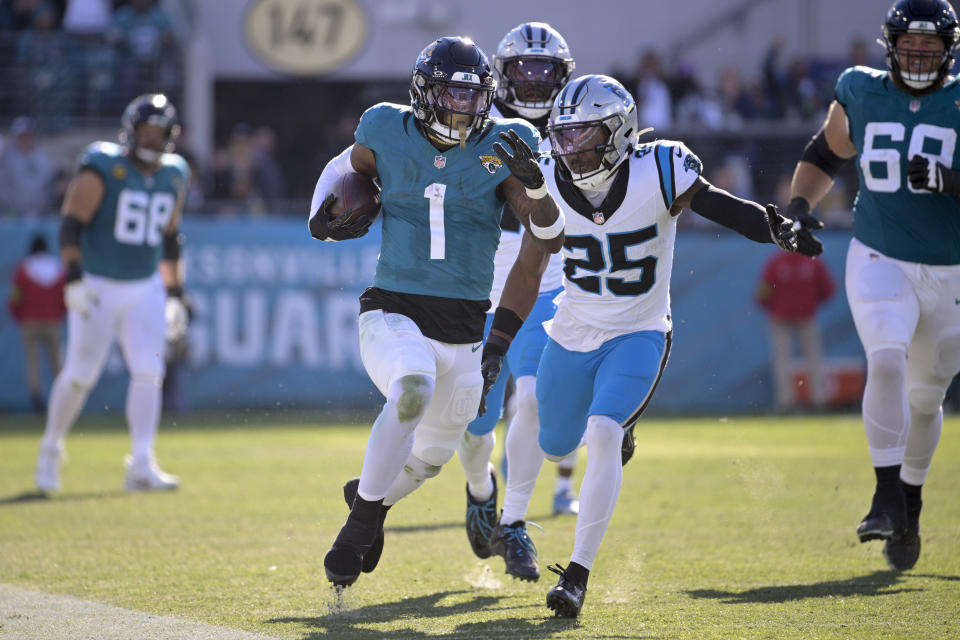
[479,154,503,174]
[113,164,127,180]
[683,154,702,174]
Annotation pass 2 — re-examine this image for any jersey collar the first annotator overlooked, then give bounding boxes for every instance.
[554,160,630,224]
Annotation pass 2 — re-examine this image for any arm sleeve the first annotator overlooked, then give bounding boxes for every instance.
[688,183,771,243]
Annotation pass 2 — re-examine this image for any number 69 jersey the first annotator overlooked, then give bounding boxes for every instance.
[838,66,960,265]
[544,140,702,352]
[78,141,189,280]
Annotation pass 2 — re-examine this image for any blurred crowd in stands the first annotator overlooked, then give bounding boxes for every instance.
[0,2,888,220]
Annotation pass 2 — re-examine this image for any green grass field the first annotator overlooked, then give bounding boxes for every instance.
[1,413,958,639]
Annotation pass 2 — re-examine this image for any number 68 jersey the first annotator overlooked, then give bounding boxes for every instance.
[78,141,189,280]
[544,140,702,352]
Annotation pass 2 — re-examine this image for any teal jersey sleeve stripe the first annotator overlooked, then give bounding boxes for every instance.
[654,143,676,208]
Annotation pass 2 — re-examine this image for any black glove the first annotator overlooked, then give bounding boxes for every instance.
[477,334,509,417]
[492,129,545,189]
[906,154,960,193]
[783,198,824,257]
[309,194,374,241]
[765,204,800,253]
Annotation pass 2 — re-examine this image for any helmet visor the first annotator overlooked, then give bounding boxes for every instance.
[433,84,489,127]
[504,59,562,103]
[550,122,611,175]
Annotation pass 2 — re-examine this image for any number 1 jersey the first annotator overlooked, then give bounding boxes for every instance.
[545,140,702,352]
[355,102,540,301]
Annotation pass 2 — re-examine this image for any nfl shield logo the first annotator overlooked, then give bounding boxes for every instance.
[434,155,446,169]
[592,211,605,224]
[910,99,921,113]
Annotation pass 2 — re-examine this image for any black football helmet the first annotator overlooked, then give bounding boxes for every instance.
[881,0,960,89]
[119,93,180,163]
[410,37,495,148]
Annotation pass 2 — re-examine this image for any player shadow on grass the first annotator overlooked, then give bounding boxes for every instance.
[384,510,558,536]
[268,589,640,639]
[0,490,129,505]
[685,570,921,604]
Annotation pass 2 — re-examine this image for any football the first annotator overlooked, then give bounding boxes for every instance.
[328,172,382,226]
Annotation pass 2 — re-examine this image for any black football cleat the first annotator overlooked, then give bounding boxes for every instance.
[343,478,388,573]
[465,470,498,558]
[857,511,896,543]
[546,563,587,618]
[490,521,540,582]
[621,424,636,466]
[883,528,921,572]
[857,485,906,543]
[324,498,382,587]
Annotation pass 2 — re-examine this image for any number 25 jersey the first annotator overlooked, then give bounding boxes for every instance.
[545,140,702,352]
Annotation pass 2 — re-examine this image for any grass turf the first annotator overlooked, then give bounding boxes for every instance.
[1,413,958,639]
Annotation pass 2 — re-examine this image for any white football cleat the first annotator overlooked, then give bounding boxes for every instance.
[35,445,63,493]
[124,455,180,492]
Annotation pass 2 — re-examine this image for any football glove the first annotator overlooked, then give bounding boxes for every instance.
[493,129,545,191]
[765,204,800,253]
[313,193,375,241]
[165,296,189,342]
[477,335,509,417]
[907,154,960,194]
[64,279,98,318]
[784,197,825,257]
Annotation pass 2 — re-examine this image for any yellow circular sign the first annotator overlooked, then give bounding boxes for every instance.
[244,0,369,76]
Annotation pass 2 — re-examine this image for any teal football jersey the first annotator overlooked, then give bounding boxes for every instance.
[355,102,540,300]
[79,142,189,279]
[837,66,960,265]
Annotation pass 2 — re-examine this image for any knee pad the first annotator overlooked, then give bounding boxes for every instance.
[585,415,623,449]
[401,454,443,484]
[388,374,434,424]
[908,385,945,416]
[867,348,907,385]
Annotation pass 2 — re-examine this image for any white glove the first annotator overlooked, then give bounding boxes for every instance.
[64,279,99,318]
[165,296,189,342]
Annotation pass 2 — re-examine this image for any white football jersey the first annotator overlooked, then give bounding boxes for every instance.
[487,104,563,308]
[544,140,703,352]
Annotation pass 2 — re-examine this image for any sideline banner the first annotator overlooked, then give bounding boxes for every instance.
[0,219,862,414]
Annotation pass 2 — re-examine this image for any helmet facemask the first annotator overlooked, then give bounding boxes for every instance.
[499,57,566,119]
[885,32,953,89]
[550,115,627,190]
[120,94,180,164]
[412,73,494,149]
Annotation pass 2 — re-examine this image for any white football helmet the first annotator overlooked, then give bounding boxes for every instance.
[548,74,639,190]
[493,22,575,120]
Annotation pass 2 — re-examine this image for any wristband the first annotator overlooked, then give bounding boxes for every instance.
[529,209,565,240]
[166,285,184,299]
[490,307,524,340]
[525,183,549,199]
[65,261,82,284]
[482,334,510,358]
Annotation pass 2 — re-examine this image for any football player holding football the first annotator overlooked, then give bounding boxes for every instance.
[308,36,564,588]
[785,0,960,572]
[456,21,579,587]
[35,94,189,493]
[487,74,821,617]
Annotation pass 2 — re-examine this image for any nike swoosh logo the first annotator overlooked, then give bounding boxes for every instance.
[472,343,482,352]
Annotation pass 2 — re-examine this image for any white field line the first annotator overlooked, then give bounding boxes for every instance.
[0,584,283,640]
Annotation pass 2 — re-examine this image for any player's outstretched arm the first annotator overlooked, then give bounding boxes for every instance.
[494,130,564,253]
[477,232,550,416]
[59,169,104,317]
[308,143,379,241]
[678,176,821,257]
[785,100,857,227]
